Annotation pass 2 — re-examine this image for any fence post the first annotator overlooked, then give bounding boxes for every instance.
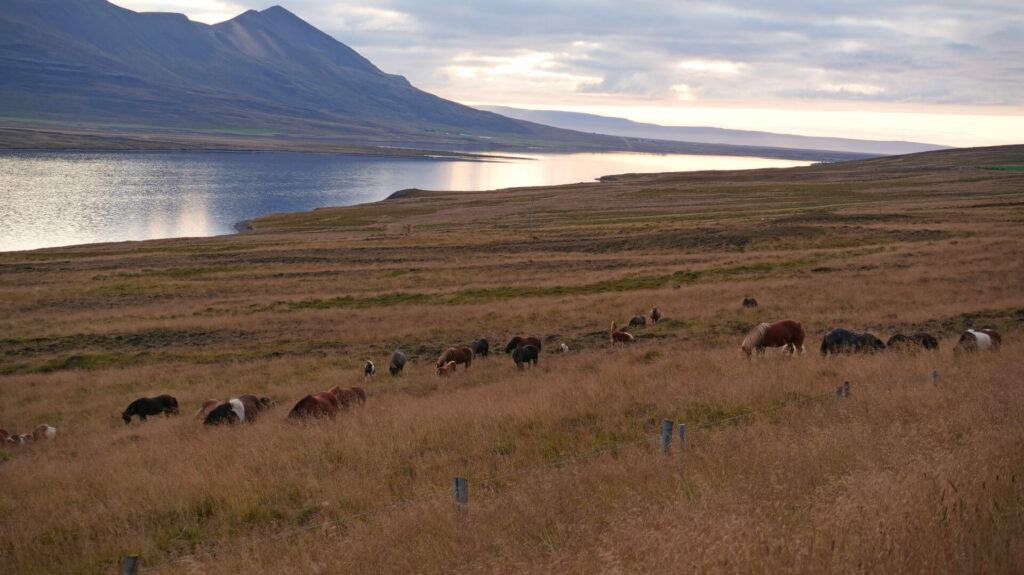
[843,381,850,397]
[661,420,674,455]
[453,477,468,519]
[835,386,842,407]
[932,370,938,386]
[677,423,686,453]
[122,555,139,575]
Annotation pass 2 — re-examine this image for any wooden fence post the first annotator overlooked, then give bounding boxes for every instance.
[835,386,842,407]
[122,555,139,575]
[453,477,468,519]
[661,420,674,455]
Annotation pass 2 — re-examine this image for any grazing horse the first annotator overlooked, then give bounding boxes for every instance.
[194,399,220,421]
[953,329,1001,354]
[364,360,376,377]
[886,332,939,351]
[820,328,885,355]
[122,394,179,425]
[288,392,341,420]
[512,345,540,369]
[650,307,662,324]
[505,336,542,353]
[204,398,245,425]
[32,424,57,441]
[559,343,570,353]
[471,338,490,358]
[436,361,457,377]
[741,319,806,358]
[610,321,635,344]
[328,386,367,408]
[628,315,647,329]
[437,347,473,370]
[742,297,759,308]
[389,349,407,376]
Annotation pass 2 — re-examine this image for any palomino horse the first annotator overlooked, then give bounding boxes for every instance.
[610,321,635,343]
[741,319,805,357]
[437,347,473,369]
[953,329,1001,354]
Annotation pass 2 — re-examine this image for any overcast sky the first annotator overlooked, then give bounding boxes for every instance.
[111,1,1023,147]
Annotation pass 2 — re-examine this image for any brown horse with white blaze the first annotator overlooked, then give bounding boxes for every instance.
[741,319,806,357]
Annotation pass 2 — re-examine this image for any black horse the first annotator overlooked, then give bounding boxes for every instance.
[511,345,540,369]
[389,349,407,376]
[820,328,885,355]
[505,336,542,353]
[470,338,490,357]
[742,297,759,308]
[886,332,939,351]
[122,394,179,424]
[628,315,647,328]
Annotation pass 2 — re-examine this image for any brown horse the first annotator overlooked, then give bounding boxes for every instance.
[288,391,341,420]
[436,361,457,377]
[437,347,473,369]
[505,336,542,353]
[953,329,1001,354]
[611,321,635,343]
[328,386,367,408]
[741,319,805,357]
[650,307,662,324]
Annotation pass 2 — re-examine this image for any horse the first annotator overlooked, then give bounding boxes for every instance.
[389,349,407,376]
[628,315,647,329]
[32,424,57,441]
[504,336,542,353]
[364,360,376,377]
[953,329,1001,354]
[886,332,939,351]
[122,394,179,425]
[194,399,220,421]
[471,338,490,357]
[204,398,245,425]
[512,345,540,369]
[559,343,570,353]
[436,361,457,377]
[437,346,473,370]
[741,319,805,357]
[288,391,341,420]
[650,307,662,324]
[742,297,759,308]
[610,321,635,344]
[328,386,367,408]
[820,328,886,355]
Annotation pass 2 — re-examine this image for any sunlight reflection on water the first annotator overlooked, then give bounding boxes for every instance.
[0,150,809,252]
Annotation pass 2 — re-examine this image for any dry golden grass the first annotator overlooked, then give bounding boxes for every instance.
[0,145,1022,573]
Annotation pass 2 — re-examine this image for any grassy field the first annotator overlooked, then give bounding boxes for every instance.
[0,145,1022,574]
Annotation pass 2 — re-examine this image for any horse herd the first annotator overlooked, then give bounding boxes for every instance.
[741,319,1002,358]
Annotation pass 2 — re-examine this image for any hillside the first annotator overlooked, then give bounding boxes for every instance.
[1,145,1022,572]
[0,1,870,160]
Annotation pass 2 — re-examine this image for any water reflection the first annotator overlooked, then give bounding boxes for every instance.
[0,151,809,252]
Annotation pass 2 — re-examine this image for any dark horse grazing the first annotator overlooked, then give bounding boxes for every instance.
[471,338,490,357]
[886,332,939,351]
[438,346,473,369]
[742,297,759,308]
[820,328,885,355]
[204,395,274,425]
[628,315,647,328]
[389,349,407,376]
[122,395,179,425]
[741,319,805,358]
[953,329,1001,354]
[512,345,540,369]
[505,336,542,354]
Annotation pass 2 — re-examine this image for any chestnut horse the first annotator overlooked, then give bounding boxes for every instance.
[436,361,457,377]
[288,391,341,420]
[328,386,367,408]
[437,347,473,369]
[610,321,635,343]
[953,329,1001,354]
[741,319,805,357]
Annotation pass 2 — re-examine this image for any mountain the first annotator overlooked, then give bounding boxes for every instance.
[0,0,873,160]
[478,106,950,156]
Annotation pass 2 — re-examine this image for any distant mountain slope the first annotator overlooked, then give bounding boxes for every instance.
[479,106,950,156]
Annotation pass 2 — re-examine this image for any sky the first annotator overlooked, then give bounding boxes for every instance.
[110,1,1024,148]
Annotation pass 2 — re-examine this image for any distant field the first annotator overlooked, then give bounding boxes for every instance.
[0,145,1022,573]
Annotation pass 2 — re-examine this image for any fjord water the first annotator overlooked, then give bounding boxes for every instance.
[0,151,810,252]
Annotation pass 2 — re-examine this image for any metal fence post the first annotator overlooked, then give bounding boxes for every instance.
[677,423,686,453]
[661,420,674,455]
[453,477,468,519]
[122,555,139,575]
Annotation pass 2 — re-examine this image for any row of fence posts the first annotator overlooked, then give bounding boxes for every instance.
[124,372,942,573]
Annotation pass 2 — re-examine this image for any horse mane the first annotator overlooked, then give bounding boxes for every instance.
[741,322,770,354]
